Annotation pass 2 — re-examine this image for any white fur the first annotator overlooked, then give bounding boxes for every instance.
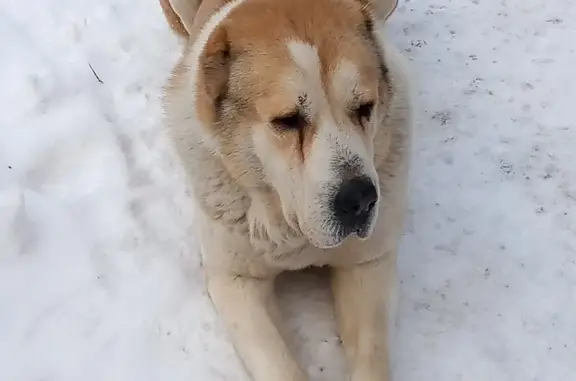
[163,3,414,381]
[331,59,361,101]
[287,41,324,95]
[284,41,380,248]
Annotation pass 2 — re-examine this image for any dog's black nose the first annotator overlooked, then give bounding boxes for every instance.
[333,177,378,228]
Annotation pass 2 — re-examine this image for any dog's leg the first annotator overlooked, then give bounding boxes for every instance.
[331,253,397,381]
[207,273,307,381]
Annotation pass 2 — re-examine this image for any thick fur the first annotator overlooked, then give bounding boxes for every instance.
[160,0,413,379]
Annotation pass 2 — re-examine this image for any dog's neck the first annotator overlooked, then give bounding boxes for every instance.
[244,185,306,254]
[220,155,308,254]
[189,137,307,255]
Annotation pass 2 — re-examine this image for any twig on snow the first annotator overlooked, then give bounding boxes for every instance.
[89,63,104,84]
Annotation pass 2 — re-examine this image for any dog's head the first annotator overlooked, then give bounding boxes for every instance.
[165,0,398,248]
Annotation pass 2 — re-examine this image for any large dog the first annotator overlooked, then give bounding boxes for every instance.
[160,0,413,379]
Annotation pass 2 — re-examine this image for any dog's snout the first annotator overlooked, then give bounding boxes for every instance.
[333,177,378,229]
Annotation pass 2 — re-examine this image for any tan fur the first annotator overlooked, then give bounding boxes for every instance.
[161,0,411,379]
[159,0,190,38]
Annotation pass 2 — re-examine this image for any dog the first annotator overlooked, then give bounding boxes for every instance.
[160,0,413,379]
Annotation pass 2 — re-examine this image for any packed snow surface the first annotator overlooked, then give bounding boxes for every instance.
[1,0,575,380]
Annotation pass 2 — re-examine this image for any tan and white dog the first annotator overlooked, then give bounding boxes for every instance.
[160,0,413,379]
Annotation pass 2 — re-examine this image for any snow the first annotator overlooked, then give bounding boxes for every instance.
[0,0,575,380]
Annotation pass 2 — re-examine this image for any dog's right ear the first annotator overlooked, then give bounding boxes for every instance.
[159,0,200,38]
[196,24,232,125]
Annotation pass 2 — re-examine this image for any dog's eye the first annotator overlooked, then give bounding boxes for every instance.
[355,102,375,123]
[271,111,306,130]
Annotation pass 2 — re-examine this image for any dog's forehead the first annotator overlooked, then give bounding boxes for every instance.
[226,0,366,36]
[223,0,380,103]
[224,0,370,62]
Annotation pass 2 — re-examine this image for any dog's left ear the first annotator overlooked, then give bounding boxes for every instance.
[357,0,398,23]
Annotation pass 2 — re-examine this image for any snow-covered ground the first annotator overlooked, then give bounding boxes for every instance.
[1,0,575,380]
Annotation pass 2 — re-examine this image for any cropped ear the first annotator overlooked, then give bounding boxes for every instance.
[354,0,395,101]
[160,0,231,40]
[196,24,232,125]
[159,0,200,38]
[357,0,398,23]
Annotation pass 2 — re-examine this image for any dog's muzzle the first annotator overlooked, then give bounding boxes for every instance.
[332,176,378,238]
